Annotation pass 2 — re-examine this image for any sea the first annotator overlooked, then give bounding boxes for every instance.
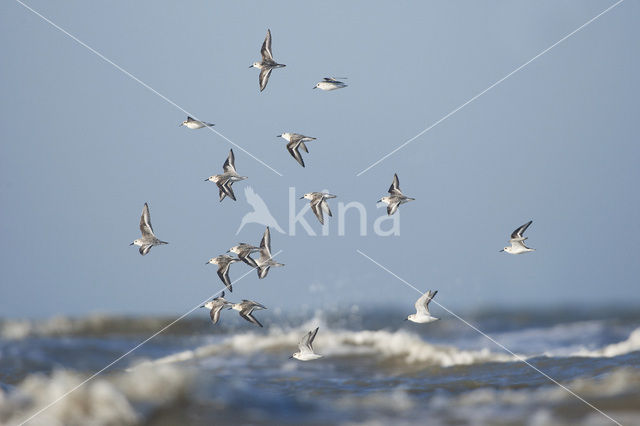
[1,307,639,425]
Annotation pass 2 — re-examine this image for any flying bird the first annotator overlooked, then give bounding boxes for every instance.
[277,133,316,167]
[180,116,214,129]
[250,29,286,92]
[228,243,260,268]
[204,149,248,202]
[406,290,439,324]
[291,327,322,361]
[232,300,267,327]
[500,221,535,254]
[377,173,415,215]
[255,226,284,279]
[130,203,168,255]
[200,292,232,325]
[314,77,348,91]
[206,255,241,292]
[300,192,337,225]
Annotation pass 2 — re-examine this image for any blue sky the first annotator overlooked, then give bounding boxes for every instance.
[1,1,638,318]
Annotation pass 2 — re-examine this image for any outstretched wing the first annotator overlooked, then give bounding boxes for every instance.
[321,199,332,217]
[387,202,399,216]
[140,203,155,238]
[299,327,319,353]
[240,311,263,327]
[139,245,152,256]
[388,173,403,196]
[310,199,325,225]
[259,68,272,92]
[261,29,274,62]
[223,149,236,174]
[260,226,272,253]
[415,290,437,315]
[210,305,224,324]
[511,220,533,240]
[217,264,233,292]
[287,142,305,167]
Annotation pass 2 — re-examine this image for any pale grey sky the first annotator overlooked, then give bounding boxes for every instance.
[0,1,638,318]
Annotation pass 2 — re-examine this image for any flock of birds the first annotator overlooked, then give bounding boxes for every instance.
[129,29,536,361]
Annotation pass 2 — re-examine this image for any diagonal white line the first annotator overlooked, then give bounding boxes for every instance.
[14,0,283,177]
[356,0,625,176]
[356,249,621,426]
[16,250,284,426]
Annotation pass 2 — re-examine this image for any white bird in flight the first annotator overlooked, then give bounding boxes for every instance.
[255,226,284,279]
[206,255,241,292]
[277,133,316,168]
[290,327,322,361]
[300,192,337,225]
[180,116,214,129]
[314,77,348,91]
[130,203,168,255]
[250,29,286,92]
[232,300,267,328]
[200,292,232,325]
[406,290,439,324]
[204,149,248,202]
[500,220,535,254]
[377,173,415,215]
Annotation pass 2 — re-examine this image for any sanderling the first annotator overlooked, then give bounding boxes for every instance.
[200,291,232,325]
[256,226,284,279]
[228,243,260,268]
[377,173,415,215]
[300,192,337,225]
[204,149,248,202]
[206,255,241,292]
[313,77,347,91]
[500,220,535,254]
[278,133,316,168]
[130,203,168,256]
[180,116,214,129]
[406,290,439,324]
[250,29,286,92]
[232,300,267,327]
[290,327,322,361]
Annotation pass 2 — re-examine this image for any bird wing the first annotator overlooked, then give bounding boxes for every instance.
[299,141,309,153]
[217,185,228,202]
[511,220,533,239]
[210,305,224,324]
[240,311,263,327]
[139,203,155,238]
[321,199,332,217]
[239,252,259,268]
[223,149,236,174]
[415,290,437,315]
[261,29,274,62]
[259,67,272,92]
[310,199,325,225]
[299,327,319,353]
[510,239,531,250]
[217,263,233,292]
[139,245,151,256]
[388,173,403,196]
[257,266,270,279]
[387,202,399,216]
[287,141,305,167]
[220,181,236,201]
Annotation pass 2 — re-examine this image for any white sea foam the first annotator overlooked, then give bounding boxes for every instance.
[145,319,514,368]
[570,327,640,358]
[0,364,193,426]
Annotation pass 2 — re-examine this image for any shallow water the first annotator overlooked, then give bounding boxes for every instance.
[1,308,639,425]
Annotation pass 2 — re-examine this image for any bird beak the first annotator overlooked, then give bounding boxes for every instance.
[199,305,205,308]
[376,199,382,203]
[299,196,305,199]
[129,242,134,246]
[288,355,294,359]
[249,65,253,68]
[499,249,504,252]
[312,86,317,89]
[276,135,281,138]
[226,249,230,253]
[205,261,210,265]
[403,318,408,321]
